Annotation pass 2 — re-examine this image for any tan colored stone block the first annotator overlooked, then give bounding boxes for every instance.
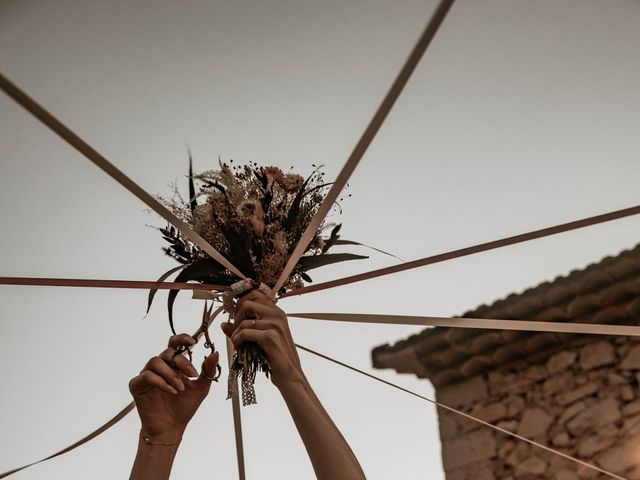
[556,382,599,406]
[607,372,627,385]
[599,424,619,437]
[547,350,577,373]
[555,470,580,480]
[438,375,488,409]
[507,395,525,417]
[463,402,507,432]
[489,370,538,396]
[548,454,576,471]
[621,345,640,370]
[621,384,636,401]
[579,341,616,371]
[623,413,640,434]
[576,464,600,478]
[623,400,640,417]
[577,434,614,458]
[567,398,621,436]
[517,408,553,438]
[544,372,574,396]
[441,428,496,470]
[587,369,609,383]
[498,440,515,460]
[596,434,640,474]
[552,432,571,447]
[559,401,587,424]
[505,442,530,467]
[514,456,547,477]
[496,420,518,432]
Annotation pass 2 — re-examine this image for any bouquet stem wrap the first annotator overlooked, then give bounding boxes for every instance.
[224,280,274,406]
[228,342,270,406]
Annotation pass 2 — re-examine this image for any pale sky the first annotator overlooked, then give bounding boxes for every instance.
[1,1,639,478]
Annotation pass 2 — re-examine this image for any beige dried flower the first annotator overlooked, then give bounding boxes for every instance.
[263,166,284,189]
[192,203,214,235]
[277,173,304,193]
[237,199,265,236]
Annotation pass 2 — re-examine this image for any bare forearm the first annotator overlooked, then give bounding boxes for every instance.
[279,377,365,480]
[130,431,182,480]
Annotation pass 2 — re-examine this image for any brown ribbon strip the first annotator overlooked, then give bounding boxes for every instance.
[0,72,246,282]
[295,343,626,480]
[271,0,456,295]
[226,338,247,480]
[0,402,136,479]
[283,205,640,298]
[290,312,640,337]
[0,276,230,292]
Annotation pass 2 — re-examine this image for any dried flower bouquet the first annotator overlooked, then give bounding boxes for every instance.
[149,156,366,405]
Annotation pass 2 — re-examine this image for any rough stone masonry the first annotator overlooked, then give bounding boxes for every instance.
[372,244,640,480]
[437,338,640,479]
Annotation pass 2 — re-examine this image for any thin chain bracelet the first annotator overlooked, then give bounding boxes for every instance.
[140,431,181,446]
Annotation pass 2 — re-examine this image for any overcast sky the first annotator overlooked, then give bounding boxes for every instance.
[1,1,639,478]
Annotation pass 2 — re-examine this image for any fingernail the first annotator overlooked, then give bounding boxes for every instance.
[185,336,197,345]
[174,378,185,391]
[187,366,198,377]
[168,386,178,395]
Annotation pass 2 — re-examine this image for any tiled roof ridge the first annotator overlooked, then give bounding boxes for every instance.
[465,244,640,319]
[372,243,640,385]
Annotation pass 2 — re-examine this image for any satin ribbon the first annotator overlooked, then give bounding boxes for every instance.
[289,312,640,337]
[271,0,457,295]
[226,338,246,480]
[0,276,230,292]
[0,402,135,479]
[0,72,246,282]
[282,204,640,298]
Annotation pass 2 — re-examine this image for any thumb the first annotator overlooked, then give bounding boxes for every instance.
[220,321,236,338]
[197,351,221,387]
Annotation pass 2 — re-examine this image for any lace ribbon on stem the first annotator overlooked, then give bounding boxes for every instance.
[223,279,275,406]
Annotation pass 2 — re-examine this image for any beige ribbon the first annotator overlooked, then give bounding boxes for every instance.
[226,337,247,480]
[289,312,640,337]
[0,72,246,282]
[295,344,627,480]
[282,204,640,298]
[271,0,457,296]
[0,402,136,479]
[0,276,230,292]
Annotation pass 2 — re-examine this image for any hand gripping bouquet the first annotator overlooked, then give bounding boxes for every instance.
[151,157,366,405]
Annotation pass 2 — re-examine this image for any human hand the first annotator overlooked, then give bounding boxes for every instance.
[129,334,220,441]
[220,290,304,390]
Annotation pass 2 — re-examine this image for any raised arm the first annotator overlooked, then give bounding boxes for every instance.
[129,334,220,480]
[222,290,366,480]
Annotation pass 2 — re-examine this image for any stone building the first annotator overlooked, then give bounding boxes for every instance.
[372,245,640,480]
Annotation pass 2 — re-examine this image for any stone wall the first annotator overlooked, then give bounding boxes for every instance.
[436,336,640,480]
